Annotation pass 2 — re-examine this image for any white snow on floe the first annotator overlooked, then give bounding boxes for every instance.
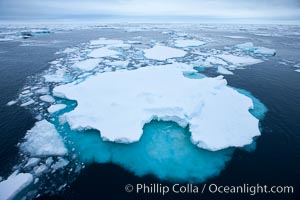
[47,104,67,114]
[143,45,186,61]
[71,59,101,71]
[174,39,206,47]
[88,47,120,58]
[0,172,33,200]
[54,63,260,151]
[20,120,67,156]
[217,54,262,67]
[217,66,233,75]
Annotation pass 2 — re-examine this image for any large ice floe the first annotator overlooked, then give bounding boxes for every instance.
[54,63,260,151]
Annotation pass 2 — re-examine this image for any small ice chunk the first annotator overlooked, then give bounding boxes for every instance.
[217,66,234,75]
[174,39,206,47]
[88,47,120,58]
[235,42,276,56]
[20,99,35,107]
[33,164,48,175]
[51,157,69,171]
[47,104,67,114]
[6,100,17,106]
[45,157,54,166]
[35,87,49,95]
[20,120,67,156]
[217,54,262,67]
[39,95,55,103]
[24,158,41,168]
[0,172,33,200]
[71,59,101,71]
[143,45,186,61]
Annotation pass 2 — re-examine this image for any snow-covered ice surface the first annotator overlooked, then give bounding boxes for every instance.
[3,23,279,199]
[143,45,186,60]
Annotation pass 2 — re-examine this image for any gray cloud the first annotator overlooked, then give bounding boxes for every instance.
[0,0,299,22]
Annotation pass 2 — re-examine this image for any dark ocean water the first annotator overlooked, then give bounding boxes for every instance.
[0,27,299,200]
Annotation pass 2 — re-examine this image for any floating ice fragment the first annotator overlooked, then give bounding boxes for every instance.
[0,172,33,200]
[235,42,276,56]
[217,66,233,75]
[216,54,262,67]
[24,158,41,168]
[39,95,55,103]
[20,99,35,107]
[47,104,67,114]
[20,120,67,156]
[6,100,17,106]
[174,39,206,47]
[143,45,186,61]
[51,158,69,171]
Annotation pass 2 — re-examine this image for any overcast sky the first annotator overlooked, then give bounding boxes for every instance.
[0,0,300,23]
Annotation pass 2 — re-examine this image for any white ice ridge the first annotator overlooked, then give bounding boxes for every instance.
[174,39,206,47]
[216,54,262,67]
[71,59,101,71]
[20,120,67,156]
[54,63,260,151]
[143,45,187,61]
[0,172,33,200]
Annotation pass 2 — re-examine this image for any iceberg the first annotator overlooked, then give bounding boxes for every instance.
[0,172,33,200]
[174,39,206,47]
[216,54,262,67]
[20,120,67,156]
[54,63,260,151]
[143,45,186,61]
[71,59,101,71]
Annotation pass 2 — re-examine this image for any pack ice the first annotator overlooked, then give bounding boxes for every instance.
[54,63,260,151]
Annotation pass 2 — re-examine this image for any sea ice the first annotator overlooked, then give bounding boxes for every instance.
[174,39,206,47]
[143,45,187,61]
[106,60,129,68]
[6,100,17,106]
[71,59,101,71]
[54,63,260,151]
[39,95,55,103]
[217,54,262,67]
[295,69,300,73]
[20,120,67,156]
[24,158,41,168]
[0,172,33,200]
[20,99,35,107]
[235,42,276,56]
[51,158,69,171]
[88,47,120,58]
[217,66,233,75]
[47,104,67,114]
